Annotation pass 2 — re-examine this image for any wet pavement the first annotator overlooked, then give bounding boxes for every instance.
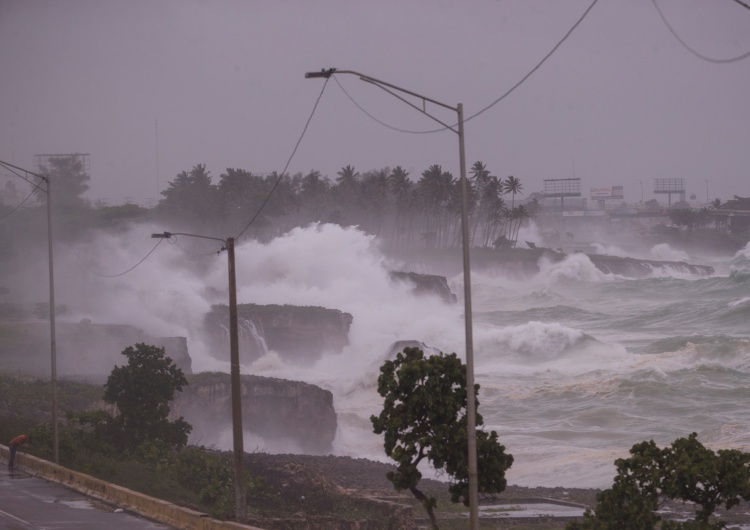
[0,466,175,529]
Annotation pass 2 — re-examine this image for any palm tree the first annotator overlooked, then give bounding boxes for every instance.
[361,168,390,236]
[503,175,523,209]
[417,165,455,249]
[469,161,494,246]
[388,166,412,249]
[300,170,330,223]
[333,165,360,226]
[336,165,359,189]
[510,205,529,247]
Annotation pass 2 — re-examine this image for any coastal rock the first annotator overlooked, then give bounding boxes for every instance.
[203,304,353,365]
[171,372,337,454]
[391,248,714,279]
[389,271,457,303]
[586,253,714,277]
[0,320,191,377]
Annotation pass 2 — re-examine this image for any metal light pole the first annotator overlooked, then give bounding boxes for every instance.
[305,68,479,528]
[151,232,246,520]
[705,179,709,205]
[46,173,59,464]
[639,180,644,203]
[0,160,58,463]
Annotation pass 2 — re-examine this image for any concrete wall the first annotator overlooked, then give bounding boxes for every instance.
[0,444,264,530]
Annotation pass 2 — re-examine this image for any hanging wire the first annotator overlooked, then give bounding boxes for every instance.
[0,188,38,219]
[234,76,330,241]
[331,0,599,135]
[0,161,47,193]
[73,238,165,278]
[652,0,750,63]
[172,236,224,257]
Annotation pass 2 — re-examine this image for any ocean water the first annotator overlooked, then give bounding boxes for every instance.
[192,224,747,489]
[64,222,750,489]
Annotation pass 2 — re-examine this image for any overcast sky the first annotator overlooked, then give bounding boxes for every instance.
[1,0,748,206]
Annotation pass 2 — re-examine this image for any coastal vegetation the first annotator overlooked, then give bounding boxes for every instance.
[566,434,750,530]
[371,346,514,530]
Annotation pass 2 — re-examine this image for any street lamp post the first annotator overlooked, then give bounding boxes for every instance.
[0,160,58,463]
[151,232,245,520]
[705,179,709,205]
[305,68,479,528]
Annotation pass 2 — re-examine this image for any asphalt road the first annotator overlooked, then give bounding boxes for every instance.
[0,466,175,530]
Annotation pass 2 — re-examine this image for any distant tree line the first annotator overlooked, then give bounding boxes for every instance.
[152,161,536,250]
[1,158,537,259]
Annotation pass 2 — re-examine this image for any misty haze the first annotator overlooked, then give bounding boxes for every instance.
[1,0,750,522]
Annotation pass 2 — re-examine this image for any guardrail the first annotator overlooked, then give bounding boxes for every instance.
[0,444,265,530]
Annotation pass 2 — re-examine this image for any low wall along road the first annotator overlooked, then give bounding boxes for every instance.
[0,444,265,530]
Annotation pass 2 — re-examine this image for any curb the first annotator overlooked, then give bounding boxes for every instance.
[0,445,265,530]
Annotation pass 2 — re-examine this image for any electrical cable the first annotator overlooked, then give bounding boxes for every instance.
[0,161,46,194]
[0,188,38,219]
[73,238,165,278]
[234,77,330,241]
[172,237,223,257]
[332,0,599,135]
[731,0,750,12]
[652,0,750,63]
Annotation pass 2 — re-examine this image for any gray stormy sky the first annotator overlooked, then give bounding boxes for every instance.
[1,0,748,206]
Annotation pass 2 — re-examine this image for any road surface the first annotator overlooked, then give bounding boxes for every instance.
[0,466,175,530]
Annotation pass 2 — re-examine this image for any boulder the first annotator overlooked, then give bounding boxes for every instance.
[389,271,457,303]
[171,372,337,454]
[203,304,353,365]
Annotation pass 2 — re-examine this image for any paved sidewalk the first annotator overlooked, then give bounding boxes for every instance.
[0,466,175,530]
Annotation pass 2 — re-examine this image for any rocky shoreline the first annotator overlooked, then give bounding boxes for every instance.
[246,453,750,528]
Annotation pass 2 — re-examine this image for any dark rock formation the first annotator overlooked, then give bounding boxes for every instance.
[586,253,714,277]
[389,248,714,279]
[172,372,337,454]
[203,304,353,365]
[388,271,457,303]
[0,319,191,377]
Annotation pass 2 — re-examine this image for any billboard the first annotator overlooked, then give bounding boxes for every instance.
[654,178,685,194]
[543,178,581,197]
[590,186,624,199]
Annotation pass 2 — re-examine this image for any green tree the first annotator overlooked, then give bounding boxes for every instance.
[104,343,192,452]
[503,175,523,209]
[36,154,91,209]
[157,164,218,231]
[567,433,750,530]
[387,166,413,249]
[371,347,513,530]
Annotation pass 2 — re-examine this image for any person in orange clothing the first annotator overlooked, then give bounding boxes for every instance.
[8,434,29,470]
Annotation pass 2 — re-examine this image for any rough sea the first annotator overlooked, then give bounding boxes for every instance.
[220,224,750,489]
[86,222,749,490]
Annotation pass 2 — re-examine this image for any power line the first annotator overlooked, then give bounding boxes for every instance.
[73,238,165,277]
[652,0,750,63]
[332,0,599,135]
[234,76,330,240]
[0,160,46,193]
[172,236,223,257]
[731,0,750,11]
[0,188,37,219]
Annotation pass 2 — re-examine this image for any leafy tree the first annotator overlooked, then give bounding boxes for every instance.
[157,164,218,231]
[567,433,750,530]
[104,343,191,452]
[371,347,513,530]
[35,154,91,209]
